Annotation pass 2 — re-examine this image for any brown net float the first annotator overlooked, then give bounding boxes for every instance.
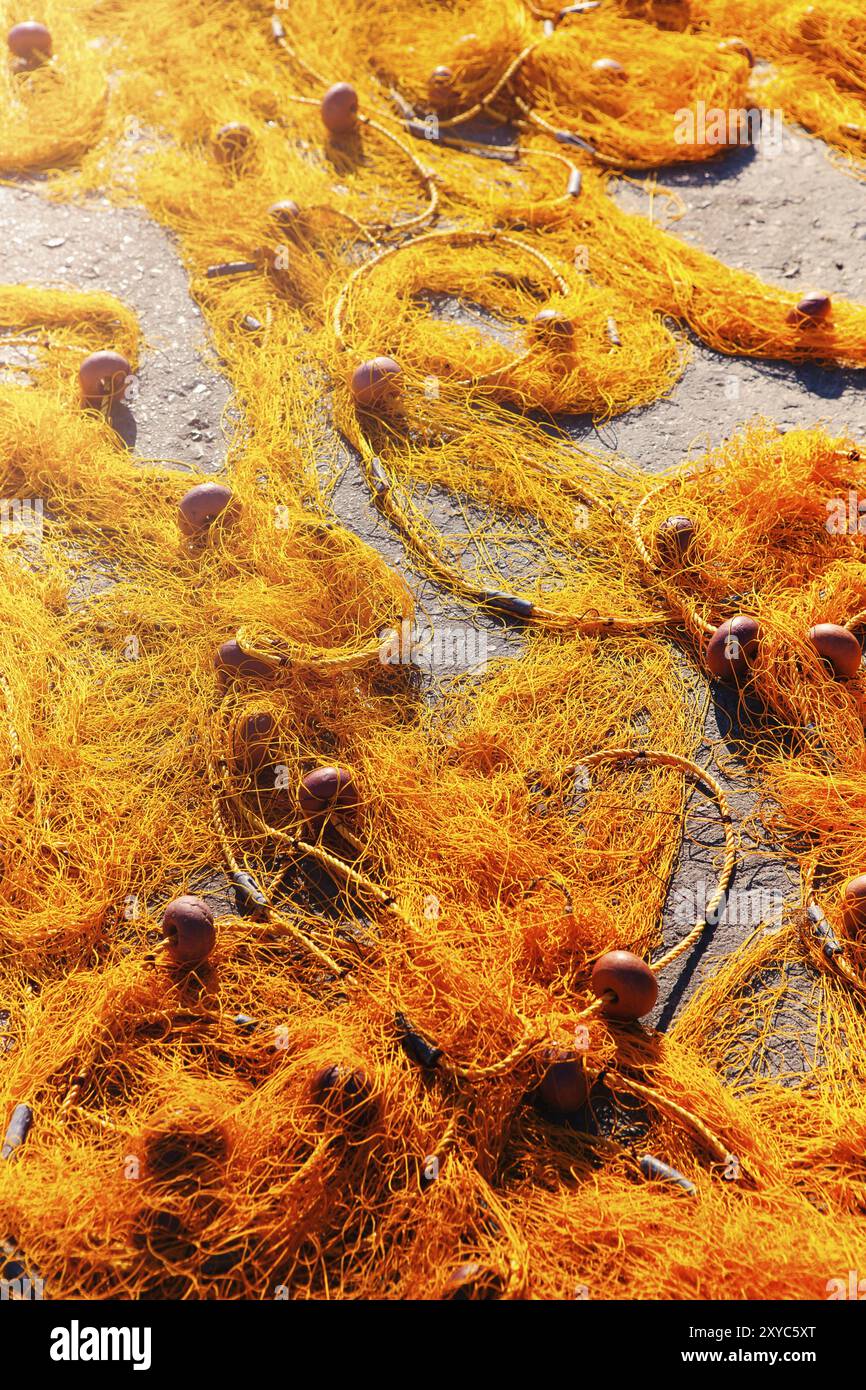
[7,20,52,63]
[298,765,357,820]
[591,57,628,77]
[591,949,659,1021]
[78,350,131,407]
[177,483,237,536]
[656,515,696,566]
[312,1063,379,1130]
[704,615,762,682]
[840,874,866,932]
[214,640,277,682]
[320,82,359,134]
[808,622,862,679]
[788,290,833,324]
[211,122,253,166]
[427,65,455,108]
[531,307,574,343]
[349,356,403,408]
[230,711,276,775]
[535,1054,590,1115]
[268,200,302,236]
[178,482,237,537]
[160,896,217,967]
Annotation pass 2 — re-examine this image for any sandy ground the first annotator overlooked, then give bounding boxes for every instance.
[1,115,862,1043]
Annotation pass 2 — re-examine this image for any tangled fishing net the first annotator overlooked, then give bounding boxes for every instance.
[2,0,866,1301]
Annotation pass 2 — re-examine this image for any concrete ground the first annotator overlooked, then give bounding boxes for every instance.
[1,114,862,1041]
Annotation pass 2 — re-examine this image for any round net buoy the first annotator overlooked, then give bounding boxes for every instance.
[656,515,696,565]
[840,875,866,932]
[312,1063,378,1129]
[212,123,253,165]
[268,200,302,236]
[532,309,574,345]
[789,291,832,324]
[427,66,455,108]
[7,21,52,63]
[232,712,276,773]
[178,482,237,537]
[215,640,275,681]
[321,83,358,135]
[718,37,754,66]
[808,623,862,680]
[350,357,402,409]
[705,615,761,682]
[441,1262,500,1300]
[161,895,216,966]
[78,351,131,407]
[591,950,658,1020]
[536,1055,589,1116]
[299,765,356,819]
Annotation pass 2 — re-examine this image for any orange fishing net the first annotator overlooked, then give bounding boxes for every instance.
[2,0,866,1303]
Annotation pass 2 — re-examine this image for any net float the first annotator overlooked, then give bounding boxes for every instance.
[7,21,51,62]
[639,1154,697,1197]
[350,356,402,408]
[214,639,275,681]
[396,1011,442,1069]
[233,712,276,773]
[591,58,627,78]
[206,260,257,279]
[788,291,832,324]
[717,37,754,66]
[178,482,237,537]
[321,83,358,135]
[482,589,535,620]
[705,615,761,682]
[312,1063,378,1127]
[428,66,455,106]
[806,900,843,960]
[78,351,130,407]
[657,515,696,565]
[268,200,301,235]
[212,123,253,165]
[1,1103,33,1160]
[161,895,216,966]
[591,949,658,1020]
[536,1056,589,1116]
[840,874,866,932]
[298,765,356,819]
[808,623,862,680]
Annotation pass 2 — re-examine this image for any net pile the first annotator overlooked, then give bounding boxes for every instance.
[2,0,866,1300]
[696,0,866,176]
